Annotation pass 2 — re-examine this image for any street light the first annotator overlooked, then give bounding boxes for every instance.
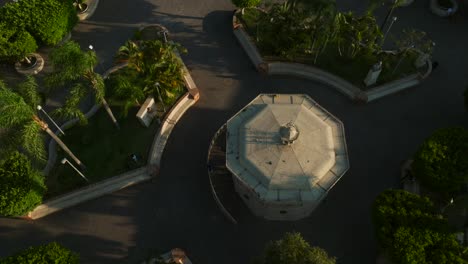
[88,44,105,73]
[61,158,89,182]
[155,82,166,112]
[392,44,415,75]
[441,198,454,214]
[381,16,397,47]
[37,105,65,136]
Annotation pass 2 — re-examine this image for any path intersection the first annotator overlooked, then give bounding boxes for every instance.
[0,0,467,263]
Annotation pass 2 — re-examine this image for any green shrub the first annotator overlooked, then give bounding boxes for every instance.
[0,0,77,46]
[0,151,46,217]
[372,190,448,249]
[391,226,468,264]
[412,127,468,194]
[0,23,38,62]
[255,232,336,264]
[232,0,261,8]
[0,242,79,264]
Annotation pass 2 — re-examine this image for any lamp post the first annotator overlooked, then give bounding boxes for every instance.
[61,158,89,182]
[88,45,105,73]
[381,16,397,47]
[392,44,415,75]
[381,0,399,30]
[441,198,454,214]
[37,105,65,136]
[162,30,168,43]
[155,82,166,112]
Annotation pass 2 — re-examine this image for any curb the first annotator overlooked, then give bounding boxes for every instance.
[77,0,99,21]
[26,167,150,219]
[232,9,430,103]
[206,124,237,224]
[28,33,199,219]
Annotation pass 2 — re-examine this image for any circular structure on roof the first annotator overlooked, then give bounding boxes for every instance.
[226,94,349,221]
[279,122,299,145]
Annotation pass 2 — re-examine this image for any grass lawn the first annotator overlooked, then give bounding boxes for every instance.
[45,106,159,198]
[238,8,420,89]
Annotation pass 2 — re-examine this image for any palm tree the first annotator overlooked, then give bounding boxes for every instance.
[0,77,84,168]
[113,40,186,113]
[46,41,120,129]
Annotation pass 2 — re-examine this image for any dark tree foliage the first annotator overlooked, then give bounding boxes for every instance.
[0,151,46,217]
[372,189,448,248]
[412,127,468,194]
[373,190,468,263]
[0,0,77,46]
[255,232,336,264]
[0,242,79,264]
[0,23,37,62]
[232,0,262,8]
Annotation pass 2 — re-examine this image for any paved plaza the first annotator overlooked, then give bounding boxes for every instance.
[0,0,467,263]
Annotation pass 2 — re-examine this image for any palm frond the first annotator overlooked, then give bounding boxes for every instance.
[15,75,42,109]
[47,41,97,87]
[21,120,47,162]
[86,71,105,102]
[52,83,88,125]
[0,88,34,128]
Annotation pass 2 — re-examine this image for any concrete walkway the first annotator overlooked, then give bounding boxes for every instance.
[0,0,467,264]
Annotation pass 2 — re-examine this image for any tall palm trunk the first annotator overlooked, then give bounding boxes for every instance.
[87,72,120,130]
[101,98,120,130]
[33,115,85,169]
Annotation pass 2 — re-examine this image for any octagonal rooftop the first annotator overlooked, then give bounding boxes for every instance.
[226,94,349,203]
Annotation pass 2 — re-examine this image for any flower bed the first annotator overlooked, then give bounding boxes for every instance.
[237,8,422,90]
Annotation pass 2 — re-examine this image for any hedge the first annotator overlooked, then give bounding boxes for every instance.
[231,0,261,8]
[0,151,46,217]
[373,190,468,263]
[372,189,448,248]
[0,242,79,264]
[412,127,468,194]
[0,22,38,62]
[0,0,77,46]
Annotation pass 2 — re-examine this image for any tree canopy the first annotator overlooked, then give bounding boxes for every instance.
[255,232,336,264]
[0,242,79,264]
[373,190,468,263]
[0,151,46,217]
[412,127,468,194]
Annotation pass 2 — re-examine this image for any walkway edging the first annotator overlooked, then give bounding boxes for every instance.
[232,9,431,103]
[207,124,237,224]
[29,49,199,219]
[77,0,99,21]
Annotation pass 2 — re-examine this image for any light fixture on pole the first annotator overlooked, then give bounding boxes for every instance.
[155,82,166,112]
[61,158,89,182]
[37,105,65,136]
[381,16,397,47]
[88,44,105,72]
[441,198,454,214]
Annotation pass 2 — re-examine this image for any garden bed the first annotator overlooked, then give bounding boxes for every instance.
[237,8,420,90]
[45,106,159,198]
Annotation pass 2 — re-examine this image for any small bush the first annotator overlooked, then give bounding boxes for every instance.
[0,23,38,62]
[0,242,79,264]
[412,127,468,194]
[0,0,77,46]
[0,151,46,217]
[372,189,448,249]
[232,0,261,8]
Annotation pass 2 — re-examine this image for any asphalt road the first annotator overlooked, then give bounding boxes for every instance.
[1,0,467,263]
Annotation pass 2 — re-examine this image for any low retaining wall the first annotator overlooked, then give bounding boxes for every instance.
[29,41,199,219]
[27,167,150,219]
[206,124,237,224]
[77,0,99,21]
[43,63,128,175]
[232,9,431,103]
